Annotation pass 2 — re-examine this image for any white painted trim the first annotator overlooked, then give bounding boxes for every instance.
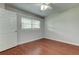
[0,44,17,52]
[18,37,43,45]
[45,37,79,46]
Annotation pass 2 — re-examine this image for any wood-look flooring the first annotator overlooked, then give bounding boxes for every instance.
[0,38,79,55]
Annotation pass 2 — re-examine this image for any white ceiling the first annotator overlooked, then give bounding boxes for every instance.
[10,3,79,17]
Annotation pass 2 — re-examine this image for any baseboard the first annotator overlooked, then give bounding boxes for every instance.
[0,38,43,53]
[44,37,79,46]
[0,37,79,53]
[0,44,17,53]
[18,37,44,45]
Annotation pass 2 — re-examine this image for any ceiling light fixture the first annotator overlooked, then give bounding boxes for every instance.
[40,3,52,11]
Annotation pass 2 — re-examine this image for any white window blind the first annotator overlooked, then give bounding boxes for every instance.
[21,17,40,29]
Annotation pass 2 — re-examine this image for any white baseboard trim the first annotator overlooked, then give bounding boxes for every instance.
[0,44,17,52]
[0,37,43,52]
[0,37,79,52]
[45,37,79,46]
[18,37,43,45]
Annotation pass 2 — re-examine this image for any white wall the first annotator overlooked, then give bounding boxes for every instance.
[0,4,18,52]
[45,6,79,45]
[0,8,17,52]
[5,5,44,44]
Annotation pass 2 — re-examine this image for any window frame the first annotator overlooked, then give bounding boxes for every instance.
[21,17,40,30]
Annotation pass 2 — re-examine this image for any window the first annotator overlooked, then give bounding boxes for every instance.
[21,17,40,29]
[21,17,31,29]
[32,20,40,28]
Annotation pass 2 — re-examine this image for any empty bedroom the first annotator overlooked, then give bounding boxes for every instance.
[0,3,79,55]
